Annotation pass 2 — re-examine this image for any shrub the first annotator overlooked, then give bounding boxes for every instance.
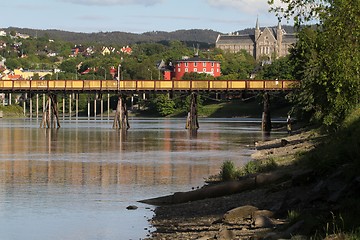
[220,160,238,181]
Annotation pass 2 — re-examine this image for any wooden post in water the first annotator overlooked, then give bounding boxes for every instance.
[261,92,272,132]
[40,94,61,129]
[185,92,199,131]
[113,96,130,130]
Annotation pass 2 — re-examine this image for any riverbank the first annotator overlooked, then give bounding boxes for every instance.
[144,118,360,239]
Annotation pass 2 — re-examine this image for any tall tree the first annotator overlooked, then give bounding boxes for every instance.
[270,0,360,128]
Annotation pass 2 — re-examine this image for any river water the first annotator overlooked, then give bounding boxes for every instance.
[0,117,286,240]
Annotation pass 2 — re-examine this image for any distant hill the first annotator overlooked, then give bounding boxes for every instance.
[2,27,221,46]
[1,26,295,46]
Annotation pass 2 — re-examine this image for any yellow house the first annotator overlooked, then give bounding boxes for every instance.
[14,69,53,79]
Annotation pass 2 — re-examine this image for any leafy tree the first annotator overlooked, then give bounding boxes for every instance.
[148,94,175,116]
[270,0,360,128]
[217,50,256,79]
[181,72,215,80]
[257,56,295,80]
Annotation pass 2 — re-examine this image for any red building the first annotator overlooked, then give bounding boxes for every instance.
[172,56,221,80]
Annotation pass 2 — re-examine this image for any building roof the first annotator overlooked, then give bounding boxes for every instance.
[174,56,219,63]
[282,34,297,43]
[216,34,255,45]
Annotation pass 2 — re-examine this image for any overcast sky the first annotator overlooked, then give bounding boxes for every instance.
[2,0,289,33]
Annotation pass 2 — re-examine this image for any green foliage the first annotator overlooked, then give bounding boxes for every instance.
[148,94,175,116]
[0,104,23,117]
[220,160,239,181]
[299,106,360,176]
[181,72,214,80]
[217,50,256,79]
[257,56,295,80]
[239,158,278,176]
[272,0,360,129]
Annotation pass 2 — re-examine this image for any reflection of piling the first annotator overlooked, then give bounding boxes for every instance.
[113,96,130,130]
[185,92,199,131]
[261,92,271,132]
[40,93,61,129]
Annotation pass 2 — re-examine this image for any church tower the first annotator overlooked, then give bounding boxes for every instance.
[255,17,261,40]
[255,17,261,59]
[276,21,283,58]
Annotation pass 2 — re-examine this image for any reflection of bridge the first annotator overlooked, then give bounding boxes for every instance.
[0,79,297,92]
[0,79,298,130]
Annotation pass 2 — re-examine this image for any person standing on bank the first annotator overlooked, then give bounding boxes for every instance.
[287,115,292,134]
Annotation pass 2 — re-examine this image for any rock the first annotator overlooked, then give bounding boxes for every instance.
[253,215,274,228]
[217,227,235,240]
[253,210,274,218]
[196,236,211,240]
[222,205,258,225]
[281,139,289,146]
[126,205,138,210]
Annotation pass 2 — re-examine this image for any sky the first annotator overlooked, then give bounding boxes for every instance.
[2,0,289,34]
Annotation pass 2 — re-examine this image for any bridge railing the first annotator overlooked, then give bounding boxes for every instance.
[0,79,299,92]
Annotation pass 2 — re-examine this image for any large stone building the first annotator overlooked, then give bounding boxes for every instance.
[215,18,297,60]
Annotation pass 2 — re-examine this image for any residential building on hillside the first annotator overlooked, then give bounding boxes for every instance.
[215,18,297,60]
[172,56,221,80]
[159,56,221,80]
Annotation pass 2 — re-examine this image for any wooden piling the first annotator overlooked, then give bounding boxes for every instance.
[185,92,199,131]
[262,92,272,132]
[40,94,61,129]
[113,96,130,130]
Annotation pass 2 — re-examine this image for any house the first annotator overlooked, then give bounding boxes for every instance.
[2,74,22,80]
[13,69,53,80]
[101,46,116,55]
[216,18,297,60]
[0,40,6,49]
[172,56,221,80]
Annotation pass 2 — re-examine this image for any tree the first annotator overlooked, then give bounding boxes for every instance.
[270,0,360,128]
[257,56,295,80]
[149,94,175,116]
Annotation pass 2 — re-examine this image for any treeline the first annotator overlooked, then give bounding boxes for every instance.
[2,25,295,46]
[2,27,221,46]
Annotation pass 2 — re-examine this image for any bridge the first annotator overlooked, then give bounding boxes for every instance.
[0,79,299,131]
[0,79,297,92]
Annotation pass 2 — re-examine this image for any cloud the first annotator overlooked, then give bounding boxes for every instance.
[206,0,271,13]
[59,0,164,6]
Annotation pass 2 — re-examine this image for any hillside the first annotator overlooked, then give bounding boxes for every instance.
[1,25,295,46]
[2,27,221,45]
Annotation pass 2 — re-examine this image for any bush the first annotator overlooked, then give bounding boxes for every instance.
[220,160,238,181]
[240,158,278,176]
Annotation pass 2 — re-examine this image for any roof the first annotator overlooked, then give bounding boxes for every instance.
[216,34,255,45]
[282,34,297,43]
[174,56,219,63]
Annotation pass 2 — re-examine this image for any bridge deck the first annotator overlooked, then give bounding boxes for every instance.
[0,79,298,93]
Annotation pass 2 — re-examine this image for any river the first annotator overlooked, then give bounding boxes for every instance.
[0,117,286,240]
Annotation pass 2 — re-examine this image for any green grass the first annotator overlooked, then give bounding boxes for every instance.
[0,105,23,117]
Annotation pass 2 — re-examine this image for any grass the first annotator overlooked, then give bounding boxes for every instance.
[219,158,278,181]
[0,104,24,117]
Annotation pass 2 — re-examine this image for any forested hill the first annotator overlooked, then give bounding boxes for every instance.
[2,26,295,45]
[2,27,221,45]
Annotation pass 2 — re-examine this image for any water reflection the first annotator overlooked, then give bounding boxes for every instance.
[0,118,286,240]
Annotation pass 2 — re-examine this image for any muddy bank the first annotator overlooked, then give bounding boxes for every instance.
[143,130,359,239]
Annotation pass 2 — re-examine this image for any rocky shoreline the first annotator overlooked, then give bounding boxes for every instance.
[143,130,358,239]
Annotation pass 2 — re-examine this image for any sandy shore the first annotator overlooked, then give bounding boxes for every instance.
[144,130,325,239]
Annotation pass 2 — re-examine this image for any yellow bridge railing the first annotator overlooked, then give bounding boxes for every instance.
[0,79,298,92]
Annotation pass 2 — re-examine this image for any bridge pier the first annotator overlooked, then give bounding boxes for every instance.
[113,96,130,130]
[29,95,33,119]
[69,94,72,120]
[40,94,61,129]
[185,92,199,131]
[261,92,272,132]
